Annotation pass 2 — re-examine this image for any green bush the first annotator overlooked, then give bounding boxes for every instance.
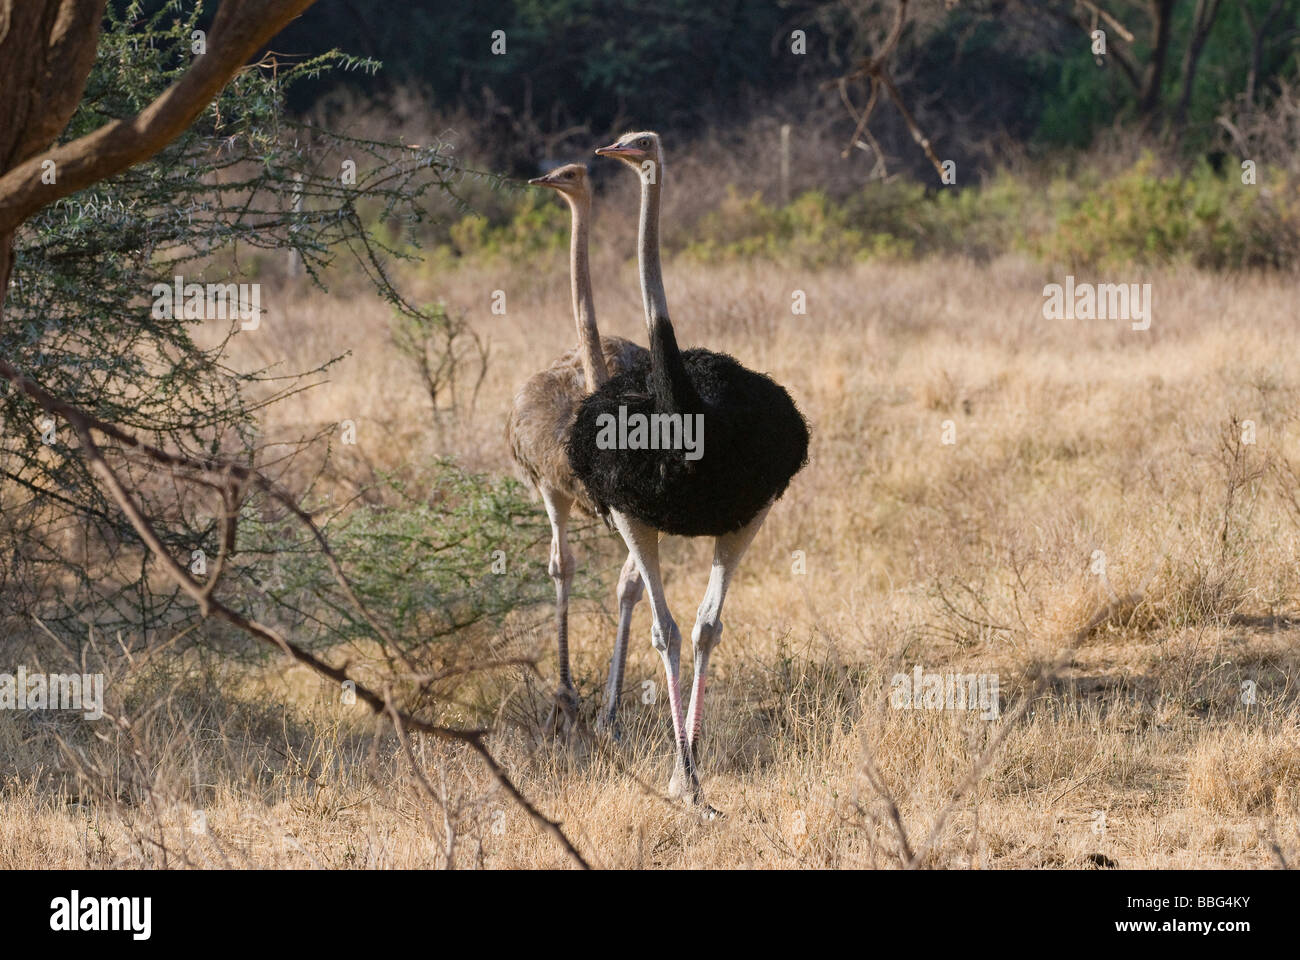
[1035,153,1299,270]
[228,461,605,657]
[677,159,1299,270]
[442,191,569,262]
[413,151,1299,273]
[680,176,1036,267]
[682,188,876,267]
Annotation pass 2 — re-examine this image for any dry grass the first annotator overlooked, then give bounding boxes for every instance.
[4,249,1300,868]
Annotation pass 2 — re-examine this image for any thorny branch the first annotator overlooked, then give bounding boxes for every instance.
[1,0,588,866]
[0,353,591,867]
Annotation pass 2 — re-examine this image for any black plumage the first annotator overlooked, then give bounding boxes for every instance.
[567,316,809,537]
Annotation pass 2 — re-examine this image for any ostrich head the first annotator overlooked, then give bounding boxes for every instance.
[594,131,661,170]
[528,163,590,200]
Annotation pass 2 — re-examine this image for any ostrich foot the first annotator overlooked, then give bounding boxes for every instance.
[667,763,701,803]
[544,687,579,741]
[594,711,623,742]
[667,768,723,819]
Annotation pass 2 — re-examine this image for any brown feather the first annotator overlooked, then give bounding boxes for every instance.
[506,335,646,515]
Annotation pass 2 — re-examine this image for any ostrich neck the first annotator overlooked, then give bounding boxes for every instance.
[636,157,698,414]
[638,170,671,330]
[568,193,608,391]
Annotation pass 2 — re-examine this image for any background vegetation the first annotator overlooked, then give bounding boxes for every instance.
[1,0,1299,869]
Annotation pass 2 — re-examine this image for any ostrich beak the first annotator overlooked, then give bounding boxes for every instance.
[528,175,554,186]
[595,142,636,158]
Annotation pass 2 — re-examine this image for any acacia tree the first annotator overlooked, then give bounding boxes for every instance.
[2,3,558,656]
[0,0,587,866]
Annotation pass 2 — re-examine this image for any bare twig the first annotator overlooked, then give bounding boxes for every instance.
[823,0,946,180]
[0,352,591,869]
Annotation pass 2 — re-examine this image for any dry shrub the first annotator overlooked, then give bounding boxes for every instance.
[1187,726,1300,815]
[921,368,960,413]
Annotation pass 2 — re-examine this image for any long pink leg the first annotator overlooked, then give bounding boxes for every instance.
[685,505,769,756]
[609,511,697,800]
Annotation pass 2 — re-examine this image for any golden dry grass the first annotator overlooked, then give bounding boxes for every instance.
[4,250,1299,868]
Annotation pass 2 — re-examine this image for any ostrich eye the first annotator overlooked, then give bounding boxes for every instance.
[638,138,649,148]
[563,171,573,179]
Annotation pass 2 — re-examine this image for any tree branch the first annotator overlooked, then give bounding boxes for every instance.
[824,0,945,180]
[0,352,591,868]
[0,0,591,869]
[0,0,316,235]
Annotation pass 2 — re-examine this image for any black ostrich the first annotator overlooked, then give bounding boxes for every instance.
[566,131,809,808]
[568,343,808,537]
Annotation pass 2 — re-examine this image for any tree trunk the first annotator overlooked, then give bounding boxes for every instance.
[1173,0,1225,135]
[0,0,316,240]
[0,231,11,320]
[0,1,106,171]
[1241,0,1287,106]
[1137,0,1176,124]
[0,0,106,318]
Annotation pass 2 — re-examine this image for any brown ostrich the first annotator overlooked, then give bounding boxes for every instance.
[505,163,647,736]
